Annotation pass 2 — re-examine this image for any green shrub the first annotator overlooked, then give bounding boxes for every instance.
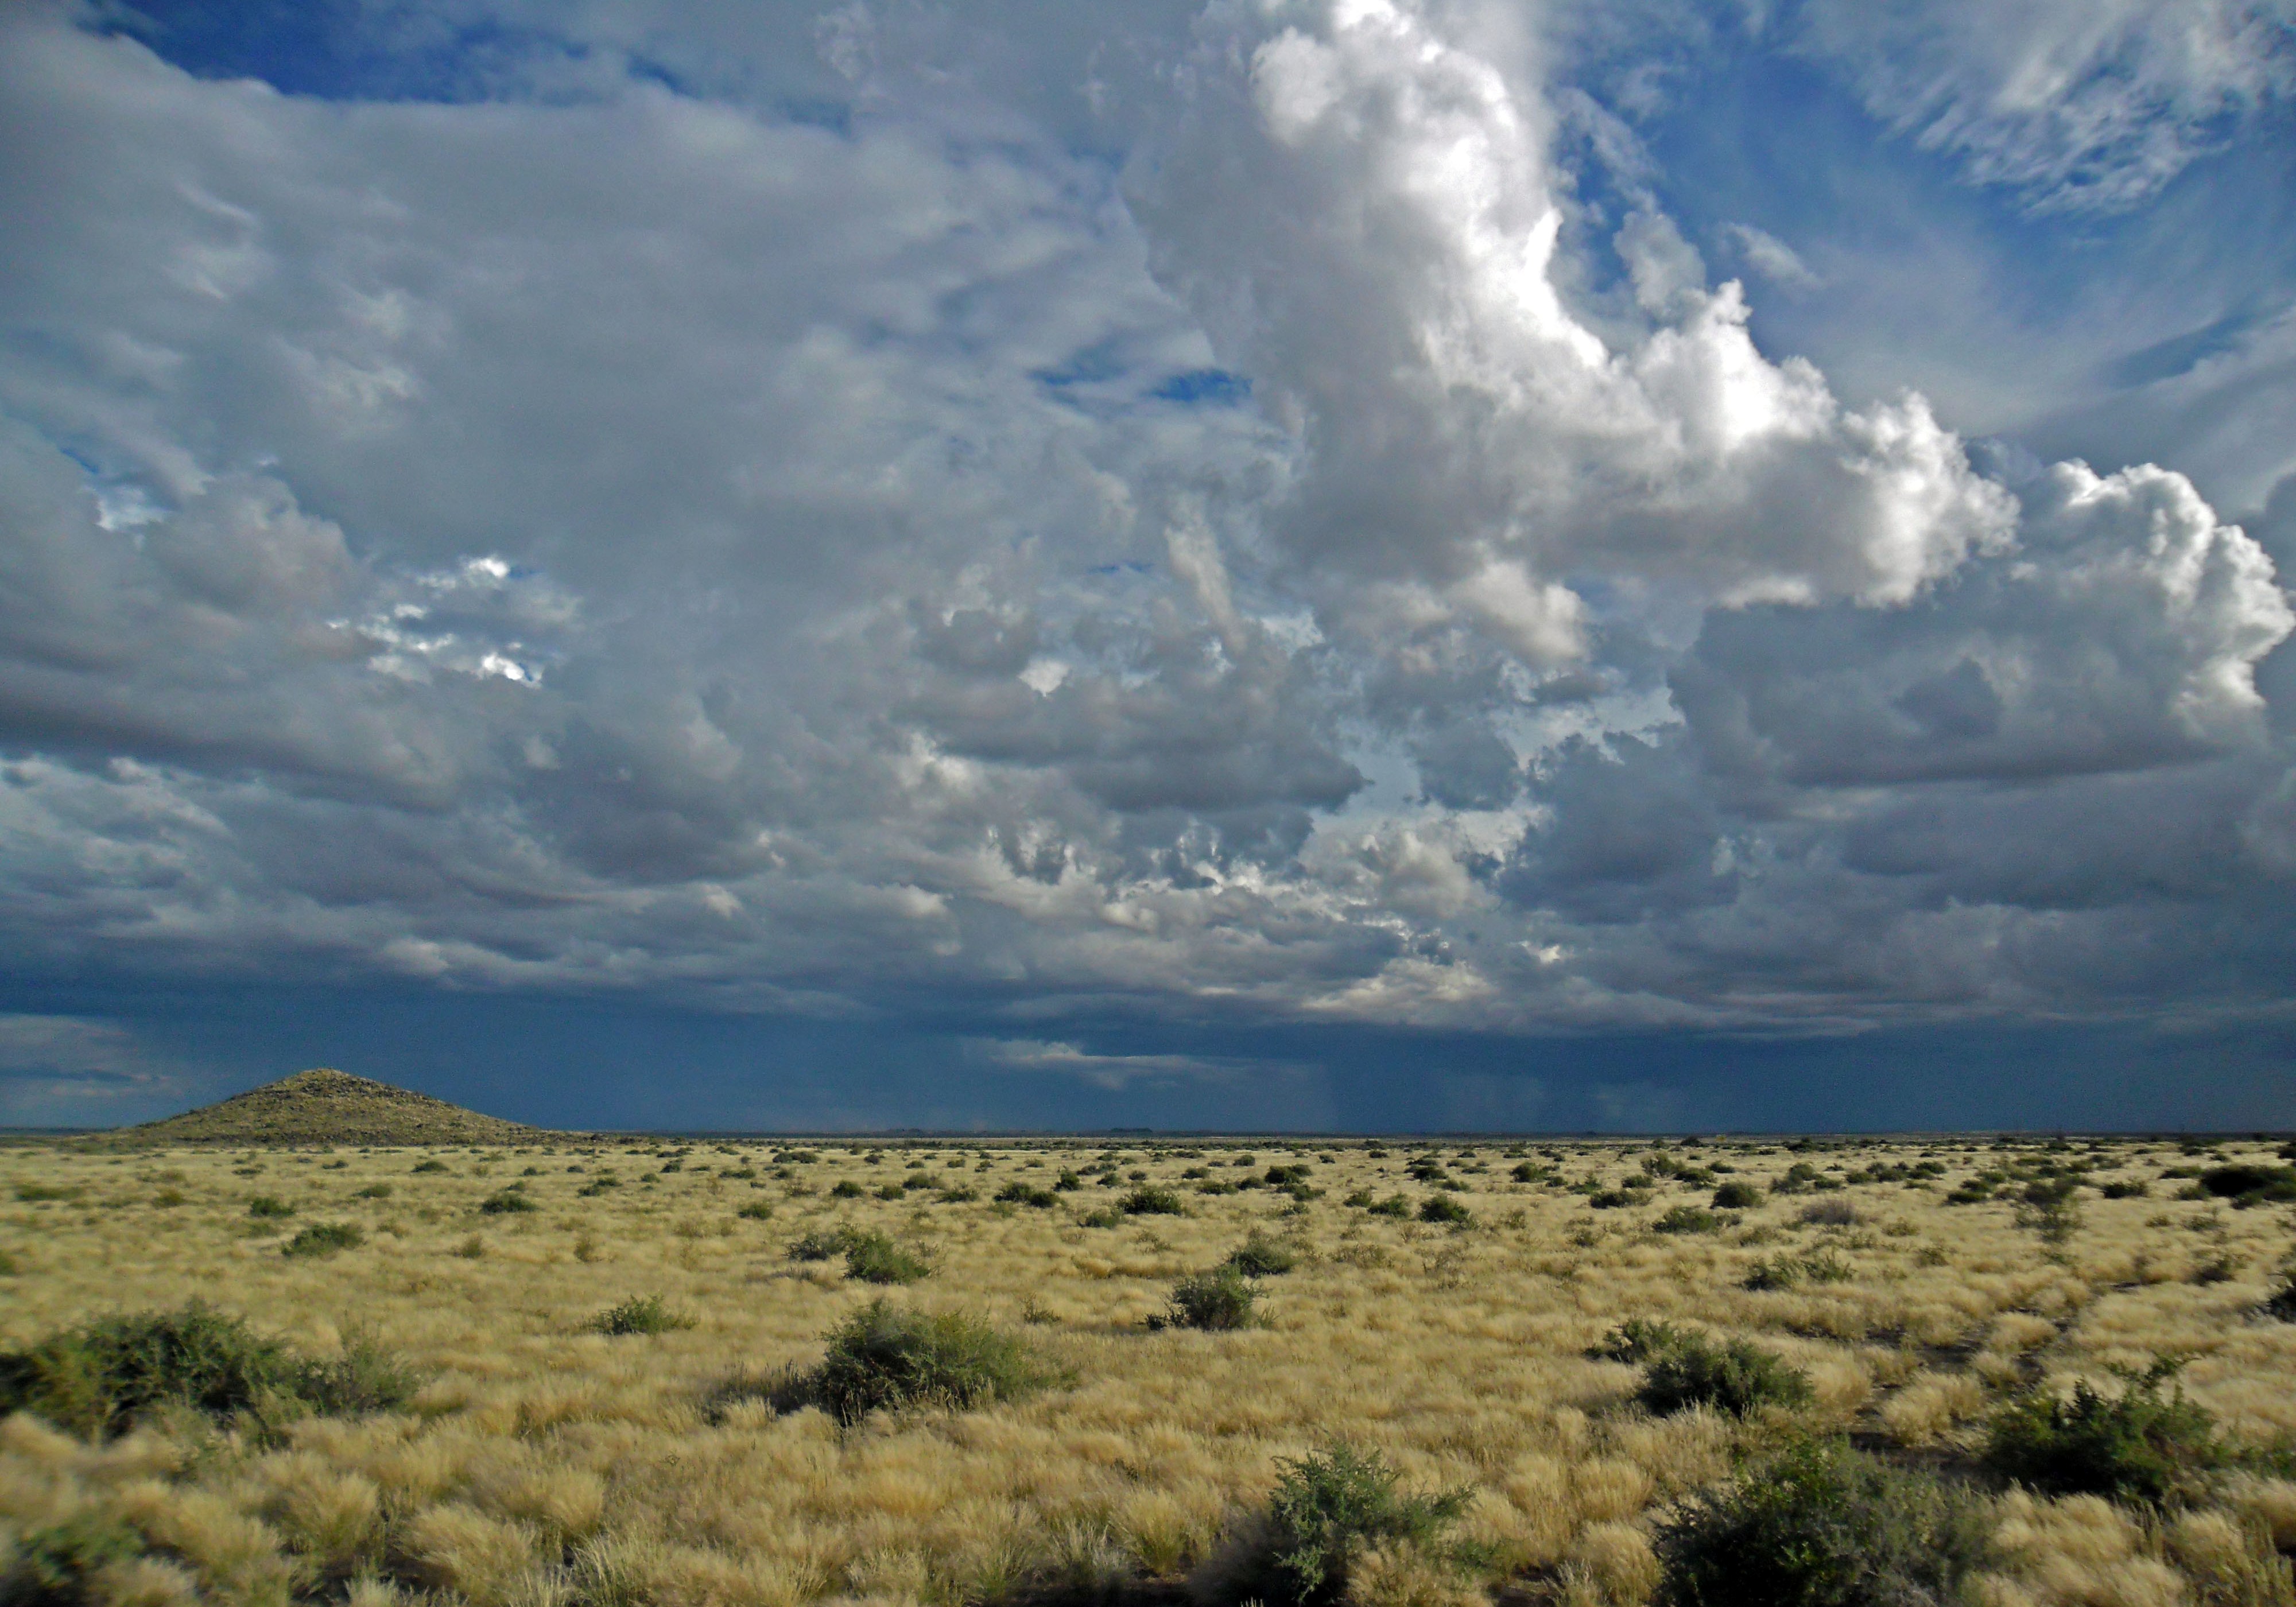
[1711,1182,1763,1210]
[1366,1194,1410,1218]
[281,1222,364,1259]
[1589,1318,1690,1364]
[1654,1206,1719,1235]
[352,1183,393,1200]
[292,1328,429,1418]
[829,1179,865,1199]
[1981,1361,2225,1505]
[1801,1249,1852,1284]
[2266,1274,2296,1322]
[736,1200,775,1221]
[2198,1164,2296,1206]
[1231,1442,1472,1607]
[789,1229,852,1262]
[1077,1207,1122,1228]
[1122,1186,1186,1216]
[0,1304,421,1440]
[14,1183,79,1204]
[247,1195,296,1219]
[1417,1195,1471,1226]
[410,1159,449,1174]
[844,1231,931,1286]
[1798,1199,1858,1226]
[1743,1256,1803,1291]
[809,1299,1058,1423]
[594,1295,697,1337]
[995,1181,1060,1209]
[2,1510,147,1604]
[1225,1235,1300,1278]
[1161,1267,1259,1331]
[1640,1334,1813,1417]
[2100,1180,2148,1200]
[478,1189,538,1215]
[1653,1438,1991,1607]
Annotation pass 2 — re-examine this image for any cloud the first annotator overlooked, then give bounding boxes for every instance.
[1720,222,1822,291]
[0,1013,191,1124]
[965,1036,1260,1089]
[1789,0,2296,211]
[0,0,2289,1068]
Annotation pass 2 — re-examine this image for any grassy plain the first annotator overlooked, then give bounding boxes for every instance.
[3,1134,2294,1606]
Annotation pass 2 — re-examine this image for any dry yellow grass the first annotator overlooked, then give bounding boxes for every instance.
[1,1135,2292,1606]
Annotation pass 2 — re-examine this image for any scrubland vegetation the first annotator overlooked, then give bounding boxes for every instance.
[3,1133,2295,1606]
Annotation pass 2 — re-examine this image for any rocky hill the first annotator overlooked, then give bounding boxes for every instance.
[114,1068,551,1147]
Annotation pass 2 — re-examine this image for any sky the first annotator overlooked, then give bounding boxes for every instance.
[2,0,2295,1133]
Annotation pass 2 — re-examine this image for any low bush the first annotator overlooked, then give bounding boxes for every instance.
[995,1181,1060,1209]
[2100,1179,2149,1200]
[1711,1181,1763,1209]
[2266,1273,2296,1322]
[1366,1194,1410,1218]
[735,1199,775,1221]
[788,1229,852,1261]
[1589,1318,1689,1364]
[352,1183,393,1200]
[844,1231,931,1285]
[1655,1205,1720,1235]
[594,1295,697,1337]
[0,1305,422,1439]
[1640,1334,1813,1417]
[1981,1360,2226,1505]
[293,1327,430,1418]
[478,1189,538,1214]
[410,1159,449,1174]
[1122,1186,1186,1216]
[1798,1199,1858,1226]
[1161,1267,1259,1331]
[809,1299,1060,1423]
[1653,1438,1991,1607]
[281,1222,364,1259]
[1223,1442,1473,1607]
[2,1510,147,1602]
[1225,1234,1300,1278]
[1417,1195,1471,1226]
[830,1179,866,1199]
[247,1195,296,1219]
[2198,1164,2296,1206]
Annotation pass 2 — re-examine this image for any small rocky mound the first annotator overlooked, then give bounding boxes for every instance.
[114,1068,549,1148]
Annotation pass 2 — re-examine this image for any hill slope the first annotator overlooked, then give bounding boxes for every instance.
[117,1068,549,1147]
